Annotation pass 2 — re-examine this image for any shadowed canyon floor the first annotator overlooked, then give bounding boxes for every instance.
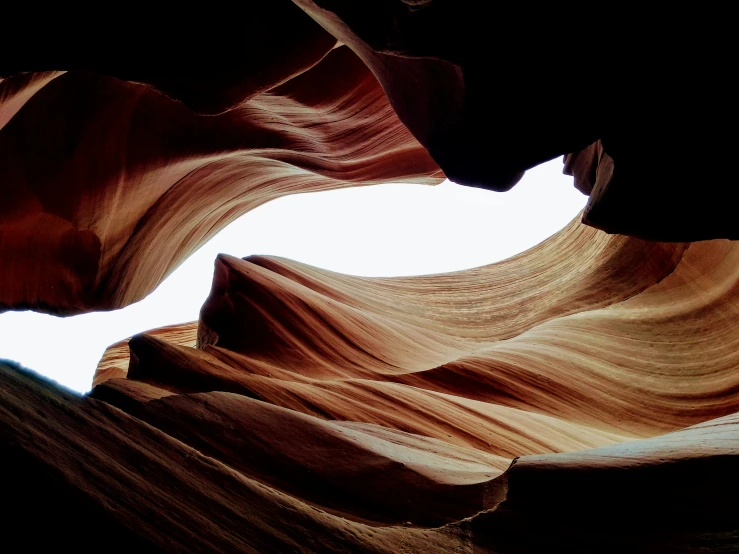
[6,218,735,551]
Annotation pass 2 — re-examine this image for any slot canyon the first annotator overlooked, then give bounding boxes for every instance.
[1,3,737,552]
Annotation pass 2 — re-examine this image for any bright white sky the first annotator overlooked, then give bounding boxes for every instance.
[0,159,586,392]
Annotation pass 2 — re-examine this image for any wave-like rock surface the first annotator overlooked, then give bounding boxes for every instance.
[4,356,736,552]
[2,4,738,551]
[2,3,736,317]
[295,2,736,241]
[45,218,733,551]
[0,45,441,315]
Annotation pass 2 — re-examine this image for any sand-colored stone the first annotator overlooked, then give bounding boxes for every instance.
[62,218,739,550]
[2,5,738,551]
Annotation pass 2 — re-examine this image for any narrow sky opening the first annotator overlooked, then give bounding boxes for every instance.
[0,159,586,392]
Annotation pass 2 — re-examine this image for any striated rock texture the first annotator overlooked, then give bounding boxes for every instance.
[2,218,739,550]
[0,44,440,315]
[37,217,733,551]
[1,2,736,316]
[5,356,737,553]
[2,3,738,552]
[293,2,736,241]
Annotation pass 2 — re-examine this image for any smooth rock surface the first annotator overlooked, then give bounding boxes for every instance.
[0,46,441,315]
[2,4,738,551]
[64,218,739,551]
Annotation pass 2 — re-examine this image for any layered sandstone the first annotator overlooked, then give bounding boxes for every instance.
[1,3,736,317]
[2,2,738,552]
[0,45,440,315]
[2,216,738,551]
[56,218,737,551]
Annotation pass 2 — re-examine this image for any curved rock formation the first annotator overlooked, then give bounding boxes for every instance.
[2,3,738,552]
[295,2,736,241]
[56,217,737,550]
[2,2,736,316]
[0,45,441,315]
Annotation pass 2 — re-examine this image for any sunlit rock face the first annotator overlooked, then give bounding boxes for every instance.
[1,2,738,552]
[0,45,440,315]
[75,218,739,551]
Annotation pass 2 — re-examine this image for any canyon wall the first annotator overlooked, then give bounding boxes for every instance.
[3,218,738,551]
[2,2,736,316]
[1,2,737,552]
